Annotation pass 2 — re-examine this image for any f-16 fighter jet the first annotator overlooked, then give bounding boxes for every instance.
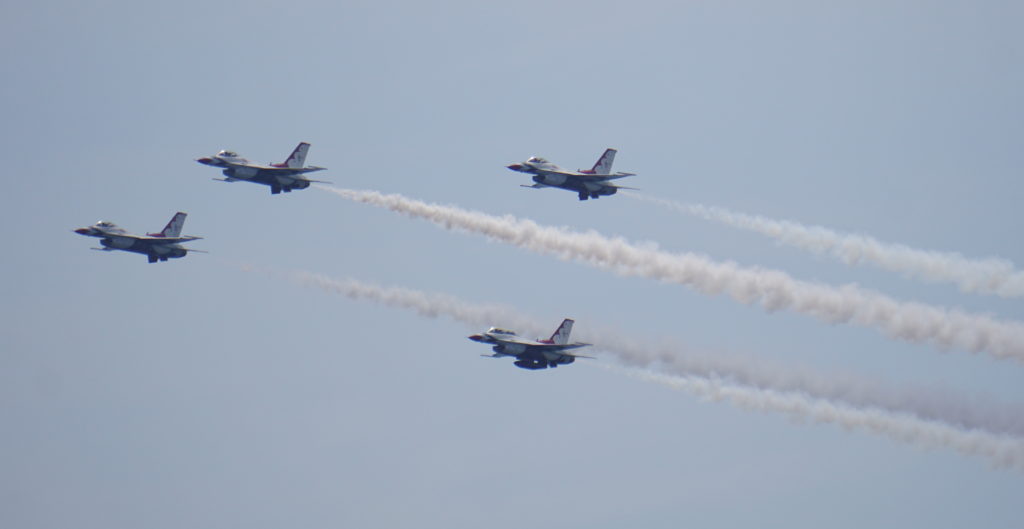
[507,148,636,200]
[196,142,329,195]
[469,318,593,370]
[74,212,203,263]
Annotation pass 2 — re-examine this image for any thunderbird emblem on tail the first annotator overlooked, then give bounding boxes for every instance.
[469,318,593,370]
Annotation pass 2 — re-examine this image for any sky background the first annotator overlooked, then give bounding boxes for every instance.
[2,1,1023,527]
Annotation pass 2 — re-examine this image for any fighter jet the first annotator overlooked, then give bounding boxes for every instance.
[469,318,593,370]
[507,148,636,200]
[196,142,329,195]
[74,212,204,263]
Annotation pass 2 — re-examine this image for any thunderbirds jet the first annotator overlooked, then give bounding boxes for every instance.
[507,148,636,200]
[469,318,593,370]
[196,142,329,195]
[74,212,204,263]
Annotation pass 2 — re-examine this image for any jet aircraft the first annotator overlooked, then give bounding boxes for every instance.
[507,148,636,200]
[469,318,592,370]
[196,142,329,195]
[74,212,203,263]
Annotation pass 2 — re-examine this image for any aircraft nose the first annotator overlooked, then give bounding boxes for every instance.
[468,334,485,342]
[196,157,214,165]
[74,228,91,235]
[507,164,523,171]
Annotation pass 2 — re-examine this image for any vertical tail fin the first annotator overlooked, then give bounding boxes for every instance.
[548,319,575,345]
[590,148,617,175]
[150,212,187,238]
[277,142,311,168]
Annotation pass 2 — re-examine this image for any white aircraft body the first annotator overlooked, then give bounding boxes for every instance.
[197,142,329,195]
[469,318,593,370]
[507,148,636,200]
[74,212,204,263]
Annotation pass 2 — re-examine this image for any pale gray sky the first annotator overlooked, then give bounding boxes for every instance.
[2,1,1023,527]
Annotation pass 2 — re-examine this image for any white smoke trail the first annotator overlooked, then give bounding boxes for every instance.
[287,270,1024,470]
[611,367,1024,471]
[628,194,1024,298]
[316,186,1024,362]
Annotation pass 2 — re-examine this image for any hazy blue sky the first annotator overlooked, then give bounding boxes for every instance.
[3,1,1023,527]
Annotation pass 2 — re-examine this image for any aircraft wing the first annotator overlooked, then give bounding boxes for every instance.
[578,172,635,182]
[134,235,203,243]
[538,342,592,353]
[249,164,327,174]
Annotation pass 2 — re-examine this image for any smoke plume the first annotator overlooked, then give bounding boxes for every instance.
[629,194,1024,297]
[316,186,1024,362]
[287,270,1024,469]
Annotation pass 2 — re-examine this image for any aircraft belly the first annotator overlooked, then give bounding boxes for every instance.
[541,173,567,186]
[233,167,259,178]
[150,243,178,255]
[103,237,134,249]
[502,343,527,355]
[542,350,572,362]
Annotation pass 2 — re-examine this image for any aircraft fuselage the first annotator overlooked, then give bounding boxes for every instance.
[507,150,633,200]
[74,217,200,263]
[468,322,589,370]
[196,144,327,195]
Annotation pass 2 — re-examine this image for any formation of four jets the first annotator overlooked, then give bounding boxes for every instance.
[74,143,638,369]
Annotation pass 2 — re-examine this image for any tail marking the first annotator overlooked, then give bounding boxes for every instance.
[273,142,311,168]
[548,318,575,345]
[149,212,187,238]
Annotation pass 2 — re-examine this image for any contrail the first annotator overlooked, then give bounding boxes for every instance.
[286,270,1024,469]
[611,366,1024,471]
[628,194,1024,298]
[316,186,1024,362]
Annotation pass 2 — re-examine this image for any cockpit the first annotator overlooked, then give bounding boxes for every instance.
[96,221,116,228]
[487,327,516,335]
[527,156,547,164]
[218,150,239,158]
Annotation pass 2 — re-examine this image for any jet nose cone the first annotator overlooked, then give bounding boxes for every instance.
[196,157,214,165]
[468,334,485,342]
[506,164,523,171]
[74,227,91,235]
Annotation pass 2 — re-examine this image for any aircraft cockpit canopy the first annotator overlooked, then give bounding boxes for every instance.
[96,221,116,228]
[487,327,516,336]
[218,150,239,157]
[527,156,547,164]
